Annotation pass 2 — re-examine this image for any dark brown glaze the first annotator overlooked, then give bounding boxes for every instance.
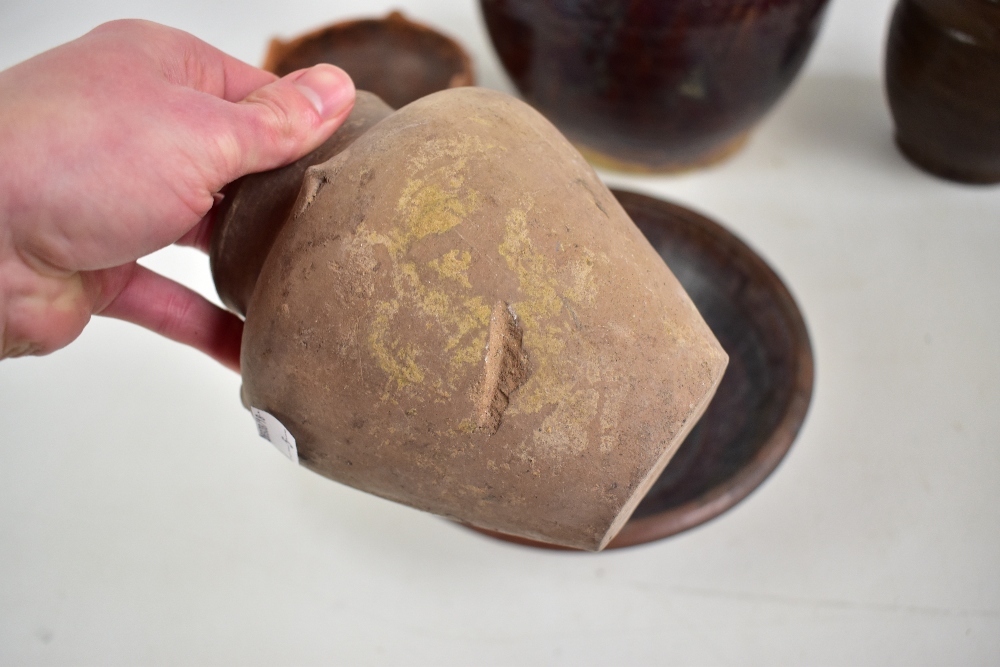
[210,92,394,316]
[263,11,475,110]
[479,0,830,172]
[469,190,814,549]
[885,0,1000,184]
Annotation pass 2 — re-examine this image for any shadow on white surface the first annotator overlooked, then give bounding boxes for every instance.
[775,74,901,174]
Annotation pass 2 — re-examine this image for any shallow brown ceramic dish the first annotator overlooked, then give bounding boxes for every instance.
[885,0,1000,184]
[471,189,814,549]
[263,11,475,110]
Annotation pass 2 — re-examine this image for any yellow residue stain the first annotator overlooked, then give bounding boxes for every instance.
[448,302,490,361]
[428,250,473,288]
[358,134,498,401]
[406,134,500,172]
[398,177,478,241]
[498,208,562,323]
[364,136,492,259]
[399,261,492,362]
[368,301,426,390]
[498,206,604,424]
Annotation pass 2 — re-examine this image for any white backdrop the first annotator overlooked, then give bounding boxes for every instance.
[1,1,998,665]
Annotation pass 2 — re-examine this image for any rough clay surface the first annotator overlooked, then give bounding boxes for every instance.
[240,88,728,550]
[211,92,394,316]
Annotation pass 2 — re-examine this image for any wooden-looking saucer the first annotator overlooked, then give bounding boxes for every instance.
[263,11,475,110]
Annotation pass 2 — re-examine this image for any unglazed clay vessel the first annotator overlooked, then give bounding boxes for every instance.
[479,0,830,172]
[212,87,728,550]
[263,11,475,110]
[885,0,1000,184]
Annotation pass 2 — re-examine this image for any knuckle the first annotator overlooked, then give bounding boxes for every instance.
[89,18,155,39]
[209,82,322,181]
[161,293,193,338]
[246,86,315,150]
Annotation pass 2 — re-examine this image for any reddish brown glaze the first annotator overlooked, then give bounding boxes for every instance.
[469,190,814,549]
[480,0,830,172]
[885,0,1000,184]
[264,11,475,110]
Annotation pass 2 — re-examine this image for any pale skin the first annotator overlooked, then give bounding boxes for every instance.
[0,19,356,371]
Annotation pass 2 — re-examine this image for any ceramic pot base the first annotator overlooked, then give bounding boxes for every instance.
[465,189,814,550]
[895,135,1000,185]
[575,132,751,175]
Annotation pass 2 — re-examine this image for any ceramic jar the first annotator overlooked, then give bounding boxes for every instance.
[479,0,830,172]
[212,89,728,551]
[885,0,1000,184]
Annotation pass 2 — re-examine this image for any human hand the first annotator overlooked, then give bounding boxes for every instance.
[0,19,355,371]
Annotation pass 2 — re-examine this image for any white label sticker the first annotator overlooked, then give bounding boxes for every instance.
[251,407,298,464]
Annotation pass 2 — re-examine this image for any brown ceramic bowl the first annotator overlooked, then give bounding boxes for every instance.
[470,190,814,549]
[264,11,475,109]
[479,0,830,173]
[885,0,1000,184]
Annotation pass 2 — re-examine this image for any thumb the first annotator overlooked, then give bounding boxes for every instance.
[219,64,356,182]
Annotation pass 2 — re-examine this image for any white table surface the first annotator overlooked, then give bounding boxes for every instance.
[1,1,998,665]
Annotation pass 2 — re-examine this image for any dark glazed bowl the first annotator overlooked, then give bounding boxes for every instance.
[263,11,475,110]
[471,190,814,549]
[885,0,1000,184]
[479,0,830,172]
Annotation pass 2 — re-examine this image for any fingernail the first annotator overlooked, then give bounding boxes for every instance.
[292,65,355,120]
